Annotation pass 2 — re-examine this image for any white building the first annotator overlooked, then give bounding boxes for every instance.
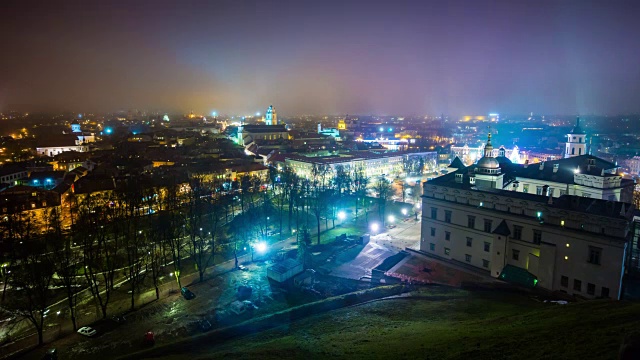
[420,130,635,299]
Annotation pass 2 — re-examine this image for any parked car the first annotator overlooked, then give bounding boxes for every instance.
[43,348,58,360]
[77,327,97,337]
[181,287,196,300]
[199,319,212,332]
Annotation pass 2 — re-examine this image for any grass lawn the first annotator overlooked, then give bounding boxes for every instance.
[169,288,640,360]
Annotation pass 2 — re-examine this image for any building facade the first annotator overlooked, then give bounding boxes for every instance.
[420,129,635,299]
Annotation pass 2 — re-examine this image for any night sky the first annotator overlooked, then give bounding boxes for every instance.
[1,0,639,116]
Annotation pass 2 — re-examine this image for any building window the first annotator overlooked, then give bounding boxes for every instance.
[430,227,436,236]
[484,219,492,233]
[465,254,471,262]
[484,242,490,252]
[587,283,595,295]
[560,190,566,196]
[444,210,452,223]
[431,207,437,219]
[467,216,475,229]
[429,243,435,251]
[466,237,473,247]
[444,247,450,256]
[549,188,555,196]
[573,279,582,292]
[513,225,522,240]
[561,276,568,287]
[532,230,542,245]
[482,259,490,268]
[601,287,609,298]
[588,246,602,265]
[523,184,529,193]
[536,186,543,195]
[445,231,450,241]
[512,249,520,261]
[582,192,590,198]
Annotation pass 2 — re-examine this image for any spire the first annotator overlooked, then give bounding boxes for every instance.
[484,131,494,158]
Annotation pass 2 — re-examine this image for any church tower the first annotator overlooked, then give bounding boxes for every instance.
[265,105,277,125]
[565,117,586,158]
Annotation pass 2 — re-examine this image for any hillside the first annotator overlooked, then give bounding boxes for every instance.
[156,288,640,360]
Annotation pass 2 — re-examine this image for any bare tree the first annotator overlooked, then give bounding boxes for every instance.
[4,230,55,345]
[48,207,81,331]
[374,176,392,226]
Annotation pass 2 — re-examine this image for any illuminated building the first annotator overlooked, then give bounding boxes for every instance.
[264,105,277,125]
[421,132,635,299]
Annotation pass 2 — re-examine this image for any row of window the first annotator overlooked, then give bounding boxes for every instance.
[430,228,491,252]
[432,243,490,268]
[431,208,494,233]
[560,275,609,297]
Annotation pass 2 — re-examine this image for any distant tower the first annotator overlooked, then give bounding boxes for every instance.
[565,117,586,158]
[265,105,277,125]
[70,119,81,133]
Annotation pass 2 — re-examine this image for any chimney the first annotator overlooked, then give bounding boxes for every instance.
[539,162,544,170]
[524,160,529,168]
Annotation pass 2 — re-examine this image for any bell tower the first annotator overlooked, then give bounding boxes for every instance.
[565,117,586,158]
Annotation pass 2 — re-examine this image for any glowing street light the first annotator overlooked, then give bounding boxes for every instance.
[255,241,268,253]
[388,215,395,223]
[401,208,408,216]
[370,222,380,232]
[337,211,346,220]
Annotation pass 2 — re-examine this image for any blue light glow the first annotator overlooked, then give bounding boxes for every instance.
[104,127,113,134]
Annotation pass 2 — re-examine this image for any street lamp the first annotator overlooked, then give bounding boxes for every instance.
[337,211,346,221]
[401,208,408,216]
[388,215,395,223]
[370,222,380,233]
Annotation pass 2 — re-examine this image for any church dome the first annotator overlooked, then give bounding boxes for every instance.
[477,156,500,169]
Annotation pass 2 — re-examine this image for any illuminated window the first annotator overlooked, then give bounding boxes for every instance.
[444,247,450,256]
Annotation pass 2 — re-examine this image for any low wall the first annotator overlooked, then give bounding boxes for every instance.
[119,284,408,359]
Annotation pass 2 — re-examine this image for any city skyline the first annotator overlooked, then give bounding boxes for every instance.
[2,0,640,115]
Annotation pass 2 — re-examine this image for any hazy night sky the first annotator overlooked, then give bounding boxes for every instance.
[1,0,639,116]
